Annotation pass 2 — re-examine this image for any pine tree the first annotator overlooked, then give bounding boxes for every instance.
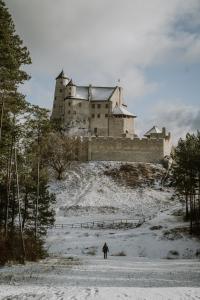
[0,0,31,140]
[171,132,200,233]
[0,1,56,264]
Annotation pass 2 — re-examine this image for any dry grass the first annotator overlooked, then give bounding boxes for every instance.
[104,163,165,188]
[111,251,126,256]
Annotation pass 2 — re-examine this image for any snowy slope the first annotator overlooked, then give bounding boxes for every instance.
[49,162,172,219]
[47,162,200,259]
[1,162,200,299]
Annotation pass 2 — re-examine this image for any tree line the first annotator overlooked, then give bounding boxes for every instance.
[0,0,84,265]
[171,132,200,234]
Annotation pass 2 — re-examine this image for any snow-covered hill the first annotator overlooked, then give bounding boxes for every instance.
[47,162,200,259]
[1,162,200,299]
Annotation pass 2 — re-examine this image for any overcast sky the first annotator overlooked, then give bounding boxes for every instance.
[5,0,200,142]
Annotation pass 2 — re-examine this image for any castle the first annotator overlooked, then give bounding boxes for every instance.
[51,71,172,163]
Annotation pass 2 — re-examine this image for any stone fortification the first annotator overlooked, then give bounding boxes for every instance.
[78,135,171,163]
[51,71,172,163]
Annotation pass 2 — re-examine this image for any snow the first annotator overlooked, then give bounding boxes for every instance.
[144,126,162,137]
[74,86,115,101]
[0,257,200,298]
[91,87,115,101]
[1,285,200,300]
[46,162,200,259]
[112,105,135,116]
[75,87,89,100]
[1,161,200,299]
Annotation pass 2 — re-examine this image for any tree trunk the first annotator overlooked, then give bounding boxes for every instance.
[0,96,5,142]
[14,146,26,263]
[22,191,28,230]
[5,135,14,237]
[185,193,189,220]
[189,194,193,234]
[11,185,16,234]
[35,156,40,239]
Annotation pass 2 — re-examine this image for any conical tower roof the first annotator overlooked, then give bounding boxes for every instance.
[144,126,161,137]
[56,70,69,80]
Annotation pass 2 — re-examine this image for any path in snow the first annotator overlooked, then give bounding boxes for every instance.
[0,257,200,287]
[0,286,200,300]
[0,257,200,299]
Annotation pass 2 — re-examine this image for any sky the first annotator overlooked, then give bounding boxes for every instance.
[5,0,200,142]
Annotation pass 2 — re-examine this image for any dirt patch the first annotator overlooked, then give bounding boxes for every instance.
[111,251,126,256]
[104,163,165,189]
[61,205,120,216]
[160,227,190,240]
[150,225,163,230]
[82,246,97,256]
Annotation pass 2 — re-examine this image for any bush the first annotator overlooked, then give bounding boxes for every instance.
[0,230,47,265]
[150,225,163,230]
[0,238,9,265]
[111,251,126,256]
[166,250,180,259]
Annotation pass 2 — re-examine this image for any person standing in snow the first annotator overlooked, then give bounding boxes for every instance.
[102,242,109,259]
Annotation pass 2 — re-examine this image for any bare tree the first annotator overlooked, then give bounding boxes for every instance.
[44,133,83,180]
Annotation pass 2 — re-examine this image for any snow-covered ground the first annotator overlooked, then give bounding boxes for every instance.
[0,256,200,298]
[1,285,200,300]
[47,162,200,259]
[0,162,200,299]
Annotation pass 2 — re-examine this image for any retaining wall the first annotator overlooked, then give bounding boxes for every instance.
[86,137,170,163]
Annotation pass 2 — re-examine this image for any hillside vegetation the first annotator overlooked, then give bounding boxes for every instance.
[104,163,165,188]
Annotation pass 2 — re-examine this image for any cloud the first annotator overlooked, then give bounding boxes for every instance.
[120,68,158,100]
[5,0,200,135]
[6,0,200,73]
[141,100,200,143]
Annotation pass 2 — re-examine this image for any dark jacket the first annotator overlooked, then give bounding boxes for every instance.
[102,243,109,253]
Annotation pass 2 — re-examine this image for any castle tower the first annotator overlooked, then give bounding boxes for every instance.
[66,79,76,98]
[51,70,70,121]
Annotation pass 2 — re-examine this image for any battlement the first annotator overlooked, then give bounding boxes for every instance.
[85,136,171,163]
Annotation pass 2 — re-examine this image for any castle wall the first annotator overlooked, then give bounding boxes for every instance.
[163,137,172,157]
[87,137,170,163]
[89,101,111,136]
[109,117,124,136]
[124,117,135,136]
[64,99,89,130]
[109,116,134,137]
[51,78,67,121]
[109,88,121,108]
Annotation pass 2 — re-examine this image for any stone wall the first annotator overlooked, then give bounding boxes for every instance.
[89,101,110,136]
[64,99,89,130]
[52,77,68,120]
[86,137,171,163]
[109,116,134,137]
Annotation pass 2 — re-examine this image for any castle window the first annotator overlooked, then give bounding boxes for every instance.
[97,114,100,118]
[105,103,108,108]
[68,102,71,106]
[94,128,97,134]
[68,110,71,114]
[97,104,101,108]
[79,103,82,107]
[60,89,62,93]
[55,96,57,100]
[92,104,95,108]
[105,114,108,118]
[92,114,95,118]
